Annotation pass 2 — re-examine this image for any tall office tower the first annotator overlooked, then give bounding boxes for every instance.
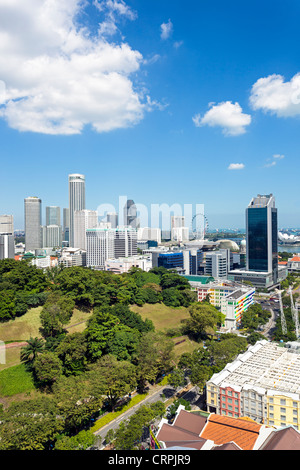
[86,227,137,269]
[246,194,278,284]
[63,208,70,243]
[123,199,139,228]
[45,225,62,248]
[46,206,61,226]
[0,234,14,259]
[24,197,42,251]
[107,212,118,229]
[74,209,98,250]
[86,228,115,269]
[171,215,189,241]
[69,174,85,247]
[0,215,14,234]
[114,227,137,258]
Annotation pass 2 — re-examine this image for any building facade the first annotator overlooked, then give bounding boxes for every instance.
[68,174,85,247]
[246,193,278,283]
[195,280,255,330]
[46,206,61,226]
[74,209,98,250]
[86,227,137,269]
[105,255,152,274]
[206,340,300,429]
[24,197,42,251]
[0,234,14,259]
[0,215,14,234]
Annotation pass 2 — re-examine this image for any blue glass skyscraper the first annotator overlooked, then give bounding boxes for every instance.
[246,194,278,284]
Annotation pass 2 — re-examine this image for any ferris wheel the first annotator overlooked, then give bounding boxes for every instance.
[189,213,209,240]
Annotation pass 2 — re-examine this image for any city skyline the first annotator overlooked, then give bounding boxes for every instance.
[0,1,300,229]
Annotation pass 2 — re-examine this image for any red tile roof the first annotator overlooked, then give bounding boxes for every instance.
[290,256,300,262]
[200,414,262,450]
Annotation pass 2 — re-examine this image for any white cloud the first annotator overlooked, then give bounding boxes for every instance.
[264,154,285,168]
[174,40,183,49]
[160,19,173,40]
[228,163,245,170]
[0,0,154,135]
[250,73,300,117]
[193,101,251,136]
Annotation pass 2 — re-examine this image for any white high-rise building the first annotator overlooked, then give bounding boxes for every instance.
[74,209,98,250]
[69,174,85,247]
[205,250,230,279]
[24,197,42,251]
[0,215,14,234]
[86,227,137,269]
[45,225,62,248]
[171,215,189,241]
[0,234,14,259]
[137,227,161,244]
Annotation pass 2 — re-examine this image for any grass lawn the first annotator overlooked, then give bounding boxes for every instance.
[131,303,199,361]
[0,306,93,372]
[0,363,36,397]
[130,303,190,332]
[0,307,93,344]
[0,307,43,343]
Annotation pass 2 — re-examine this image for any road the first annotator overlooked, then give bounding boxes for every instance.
[94,383,201,449]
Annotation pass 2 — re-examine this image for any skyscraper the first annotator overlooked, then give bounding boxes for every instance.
[74,209,98,250]
[69,174,85,247]
[24,197,42,251]
[63,208,70,243]
[246,193,278,284]
[86,227,137,269]
[0,215,14,234]
[0,234,14,259]
[107,212,118,229]
[123,199,139,228]
[46,206,61,226]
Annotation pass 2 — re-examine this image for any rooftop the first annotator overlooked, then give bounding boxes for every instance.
[209,340,300,397]
[156,407,300,451]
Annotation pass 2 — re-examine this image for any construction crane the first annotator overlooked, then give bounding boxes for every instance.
[277,288,287,335]
[289,286,299,338]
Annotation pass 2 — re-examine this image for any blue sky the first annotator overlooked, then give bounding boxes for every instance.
[0,0,300,230]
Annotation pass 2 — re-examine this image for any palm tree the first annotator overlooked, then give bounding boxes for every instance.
[20,337,44,364]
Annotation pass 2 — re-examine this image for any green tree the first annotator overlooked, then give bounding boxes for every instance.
[167,368,186,388]
[54,430,96,450]
[20,336,45,365]
[184,302,221,340]
[135,332,175,391]
[87,355,137,410]
[56,332,88,376]
[52,375,104,434]
[39,292,75,338]
[33,351,63,389]
[85,307,120,361]
[0,396,64,450]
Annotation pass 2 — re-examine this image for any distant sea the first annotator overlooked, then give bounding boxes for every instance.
[278,245,300,254]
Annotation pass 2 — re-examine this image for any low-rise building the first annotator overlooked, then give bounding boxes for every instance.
[192,279,255,330]
[154,405,300,450]
[59,247,87,267]
[105,255,152,274]
[206,340,300,429]
[287,255,300,272]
